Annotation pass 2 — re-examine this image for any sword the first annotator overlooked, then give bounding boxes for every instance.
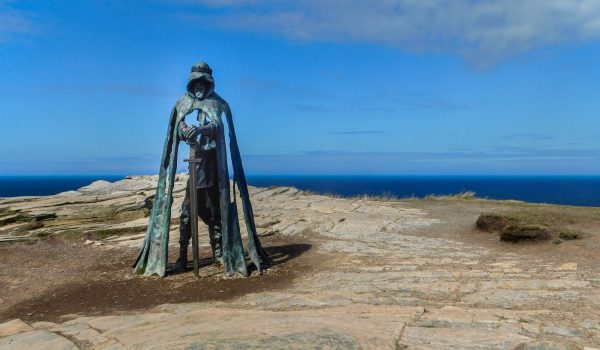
[184,130,201,278]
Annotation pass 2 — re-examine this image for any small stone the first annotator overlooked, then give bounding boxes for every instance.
[84,240,94,245]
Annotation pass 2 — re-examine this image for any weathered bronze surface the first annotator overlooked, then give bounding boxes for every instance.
[134,61,271,277]
[185,139,201,277]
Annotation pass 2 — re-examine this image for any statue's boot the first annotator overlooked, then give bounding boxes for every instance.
[171,245,188,273]
[209,225,223,264]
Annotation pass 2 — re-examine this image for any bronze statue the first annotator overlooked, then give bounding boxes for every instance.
[134,61,271,277]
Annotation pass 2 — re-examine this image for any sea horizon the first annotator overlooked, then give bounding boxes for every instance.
[1,174,600,207]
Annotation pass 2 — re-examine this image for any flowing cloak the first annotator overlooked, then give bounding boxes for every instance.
[133,92,271,277]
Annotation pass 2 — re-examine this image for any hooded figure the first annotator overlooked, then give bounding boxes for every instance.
[134,61,271,277]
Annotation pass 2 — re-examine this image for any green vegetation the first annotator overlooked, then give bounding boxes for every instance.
[6,221,45,234]
[558,228,580,240]
[0,207,16,216]
[87,226,146,240]
[59,226,146,241]
[299,189,478,202]
[425,191,476,200]
[476,211,583,242]
[499,224,550,241]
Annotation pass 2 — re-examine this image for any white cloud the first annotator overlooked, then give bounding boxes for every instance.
[193,0,600,68]
[0,3,36,43]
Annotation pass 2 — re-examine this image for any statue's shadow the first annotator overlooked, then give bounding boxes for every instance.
[167,243,312,275]
[249,243,312,274]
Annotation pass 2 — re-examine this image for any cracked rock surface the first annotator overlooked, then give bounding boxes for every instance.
[1,175,600,349]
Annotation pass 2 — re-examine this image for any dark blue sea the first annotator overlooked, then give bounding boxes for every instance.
[1,175,599,207]
[247,175,600,207]
[0,176,125,197]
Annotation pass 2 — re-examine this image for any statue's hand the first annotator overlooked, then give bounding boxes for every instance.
[183,126,199,143]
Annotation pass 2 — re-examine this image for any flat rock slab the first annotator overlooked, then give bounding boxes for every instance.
[0,319,32,338]
[0,330,78,350]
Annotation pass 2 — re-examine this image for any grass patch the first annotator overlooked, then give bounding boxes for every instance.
[476,213,517,232]
[0,207,17,217]
[354,192,401,201]
[34,231,52,237]
[0,213,21,225]
[425,191,477,200]
[60,227,145,241]
[476,210,586,243]
[499,225,550,242]
[87,226,147,240]
[9,221,45,234]
[298,188,480,202]
[558,229,580,240]
[477,212,550,242]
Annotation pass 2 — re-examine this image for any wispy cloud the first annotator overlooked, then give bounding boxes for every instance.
[4,148,598,175]
[101,84,173,98]
[236,78,282,92]
[236,77,326,98]
[188,0,600,68]
[243,148,600,174]
[292,104,333,113]
[500,133,555,141]
[0,154,162,175]
[6,84,177,98]
[0,3,37,43]
[372,91,469,112]
[327,130,383,135]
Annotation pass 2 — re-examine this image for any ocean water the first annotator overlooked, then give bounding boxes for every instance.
[1,175,599,207]
[0,176,125,197]
[246,175,600,207]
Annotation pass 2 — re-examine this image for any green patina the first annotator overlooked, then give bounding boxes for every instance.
[133,62,271,277]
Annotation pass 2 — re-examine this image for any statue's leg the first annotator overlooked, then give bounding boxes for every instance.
[208,225,222,264]
[199,185,222,263]
[172,184,192,272]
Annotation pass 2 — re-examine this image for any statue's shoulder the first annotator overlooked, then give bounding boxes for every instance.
[174,93,194,114]
[211,92,230,113]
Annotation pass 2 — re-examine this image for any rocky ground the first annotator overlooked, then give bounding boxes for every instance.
[1,175,600,349]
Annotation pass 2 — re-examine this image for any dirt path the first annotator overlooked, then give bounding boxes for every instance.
[0,235,322,323]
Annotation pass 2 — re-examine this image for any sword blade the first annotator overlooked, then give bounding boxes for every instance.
[188,143,200,278]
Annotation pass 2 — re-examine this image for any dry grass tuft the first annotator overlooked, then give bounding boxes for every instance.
[425,191,477,200]
[558,229,580,240]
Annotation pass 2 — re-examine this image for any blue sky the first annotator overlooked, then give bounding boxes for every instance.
[1,0,599,175]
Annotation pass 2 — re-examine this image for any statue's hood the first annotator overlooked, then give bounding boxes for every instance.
[187,71,215,98]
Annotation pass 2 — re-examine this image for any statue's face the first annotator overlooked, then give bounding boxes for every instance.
[192,80,208,99]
